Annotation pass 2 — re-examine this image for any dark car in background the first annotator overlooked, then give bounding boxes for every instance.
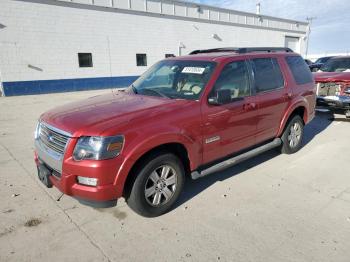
[314,56,350,118]
[309,56,335,72]
[315,56,336,65]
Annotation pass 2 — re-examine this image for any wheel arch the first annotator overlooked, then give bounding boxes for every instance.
[121,142,191,198]
[113,130,199,197]
[277,102,308,137]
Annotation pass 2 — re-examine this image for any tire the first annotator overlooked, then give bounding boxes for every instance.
[280,115,304,154]
[126,153,185,217]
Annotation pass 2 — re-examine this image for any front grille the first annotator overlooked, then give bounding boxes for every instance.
[317,82,341,96]
[38,123,70,155]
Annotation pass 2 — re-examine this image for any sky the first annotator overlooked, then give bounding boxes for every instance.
[187,0,350,55]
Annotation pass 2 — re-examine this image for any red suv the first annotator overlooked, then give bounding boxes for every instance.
[34,47,316,217]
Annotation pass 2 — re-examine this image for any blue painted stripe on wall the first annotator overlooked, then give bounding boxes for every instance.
[2,76,139,96]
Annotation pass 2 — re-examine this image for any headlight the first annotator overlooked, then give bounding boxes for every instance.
[73,136,124,161]
[345,87,350,95]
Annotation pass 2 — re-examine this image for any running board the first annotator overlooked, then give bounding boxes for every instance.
[191,138,282,180]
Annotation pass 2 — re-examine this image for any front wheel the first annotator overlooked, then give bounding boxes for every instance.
[126,153,185,217]
[280,115,304,154]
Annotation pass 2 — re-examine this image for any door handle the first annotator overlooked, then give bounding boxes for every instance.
[243,103,256,111]
[284,93,293,99]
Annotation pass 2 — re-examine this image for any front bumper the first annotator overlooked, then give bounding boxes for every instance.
[316,95,350,110]
[34,136,124,208]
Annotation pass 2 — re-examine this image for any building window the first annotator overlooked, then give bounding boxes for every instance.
[136,54,147,66]
[165,54,175,58]
[78,53,93,67]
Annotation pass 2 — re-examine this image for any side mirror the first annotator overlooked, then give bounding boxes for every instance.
[208,89,232,105]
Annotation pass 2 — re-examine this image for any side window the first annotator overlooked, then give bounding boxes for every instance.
[285,56,313,85]
[213,60,250,99]
[78,53,93,68]
[251,58,284,92]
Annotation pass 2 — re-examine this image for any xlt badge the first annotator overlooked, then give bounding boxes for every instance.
[205,136,221,144]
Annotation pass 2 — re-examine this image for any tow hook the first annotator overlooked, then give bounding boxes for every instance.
[37,164,53,188]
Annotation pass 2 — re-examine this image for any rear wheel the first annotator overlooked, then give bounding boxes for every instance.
[126,153,185,217]
[280,115,304,154]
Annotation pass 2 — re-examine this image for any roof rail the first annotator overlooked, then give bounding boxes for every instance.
[190,48,239,55]
[238,47,294,53]
[189,47,293,55]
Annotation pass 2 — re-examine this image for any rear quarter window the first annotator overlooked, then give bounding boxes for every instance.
[285,56,313,85]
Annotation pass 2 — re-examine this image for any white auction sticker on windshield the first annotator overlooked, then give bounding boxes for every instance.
[182,67,206,74]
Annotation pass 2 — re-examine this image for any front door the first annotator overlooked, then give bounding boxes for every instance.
[201,60,258,164]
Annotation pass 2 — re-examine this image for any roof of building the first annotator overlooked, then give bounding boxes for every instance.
[177,0,308,25]
[54,0,308,33]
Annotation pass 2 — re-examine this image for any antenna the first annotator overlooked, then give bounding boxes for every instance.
[305,17,317,58]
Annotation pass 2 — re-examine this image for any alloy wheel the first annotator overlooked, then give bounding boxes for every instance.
[144,165,177,206]
[288,122,302,148]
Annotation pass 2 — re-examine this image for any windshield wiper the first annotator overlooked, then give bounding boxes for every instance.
[142,88,171,99]
[131,84,138,94]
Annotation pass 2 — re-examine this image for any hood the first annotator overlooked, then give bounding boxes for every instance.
[40,91,188,137]
[313,71,350,82]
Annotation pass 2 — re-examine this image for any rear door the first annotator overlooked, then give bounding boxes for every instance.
[250,56,291,144]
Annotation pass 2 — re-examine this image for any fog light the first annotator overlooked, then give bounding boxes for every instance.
[77,176,98,186]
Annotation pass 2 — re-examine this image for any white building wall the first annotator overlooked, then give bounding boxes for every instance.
[0,0,308,95]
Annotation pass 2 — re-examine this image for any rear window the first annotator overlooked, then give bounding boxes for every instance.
[286,56,313,85]
[251,58,284,92]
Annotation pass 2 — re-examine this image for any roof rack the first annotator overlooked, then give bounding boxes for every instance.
[189,47,293,55]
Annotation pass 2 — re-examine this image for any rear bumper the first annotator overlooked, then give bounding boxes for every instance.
[316,95,350,110]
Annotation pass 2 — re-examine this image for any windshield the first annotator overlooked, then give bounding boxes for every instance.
[320,58,350,72]
[130,60,216,100]
[315,57,333,64]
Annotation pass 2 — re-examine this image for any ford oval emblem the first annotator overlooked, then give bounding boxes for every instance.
[48,133,54,142]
